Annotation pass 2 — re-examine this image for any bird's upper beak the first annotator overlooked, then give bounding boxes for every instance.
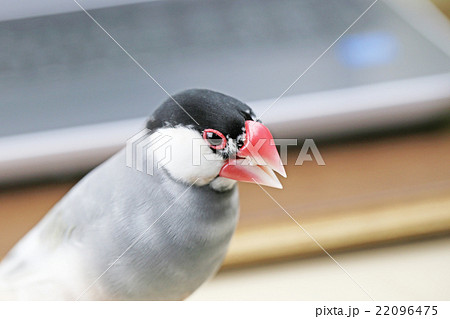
[219,121,287,189]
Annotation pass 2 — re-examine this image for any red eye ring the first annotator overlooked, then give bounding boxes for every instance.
[203,129,227,150]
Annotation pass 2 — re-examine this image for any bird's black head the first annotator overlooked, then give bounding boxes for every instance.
[144,89,285,191]
[147,89,256,157]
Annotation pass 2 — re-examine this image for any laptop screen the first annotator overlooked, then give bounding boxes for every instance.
[1,0,449,137]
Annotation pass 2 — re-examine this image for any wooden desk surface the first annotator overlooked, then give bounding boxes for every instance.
[1,127,449,269]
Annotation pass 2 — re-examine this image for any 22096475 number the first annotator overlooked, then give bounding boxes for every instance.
[376,306,437,316]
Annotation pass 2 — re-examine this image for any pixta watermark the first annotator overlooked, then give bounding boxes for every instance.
[126,129,325,176]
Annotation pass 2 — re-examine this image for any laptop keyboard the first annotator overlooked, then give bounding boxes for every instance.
[0,0,370,72]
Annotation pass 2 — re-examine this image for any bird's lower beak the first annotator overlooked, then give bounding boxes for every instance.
[219,121,287,189]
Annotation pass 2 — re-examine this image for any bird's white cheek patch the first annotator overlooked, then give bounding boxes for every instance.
[152,127,225,186]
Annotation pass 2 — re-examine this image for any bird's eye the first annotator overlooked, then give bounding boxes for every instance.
[203,129,227,150]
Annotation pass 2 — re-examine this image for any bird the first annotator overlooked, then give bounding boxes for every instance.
[0,89,286,300]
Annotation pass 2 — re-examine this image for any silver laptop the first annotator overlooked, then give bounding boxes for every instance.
[1,0,449,183]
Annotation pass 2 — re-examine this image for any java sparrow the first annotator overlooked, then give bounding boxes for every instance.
[0,89,286,300]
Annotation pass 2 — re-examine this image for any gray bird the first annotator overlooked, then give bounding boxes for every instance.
[0,89,286,300]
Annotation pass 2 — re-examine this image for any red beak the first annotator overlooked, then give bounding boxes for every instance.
[219,121,287,189]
